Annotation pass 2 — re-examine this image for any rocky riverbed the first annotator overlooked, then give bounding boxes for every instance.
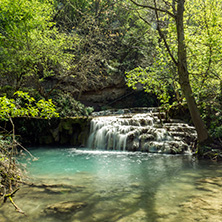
[0,175,221,222]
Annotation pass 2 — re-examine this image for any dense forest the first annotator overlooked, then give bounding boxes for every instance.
[0,0,222,211]
[1,0,221,145]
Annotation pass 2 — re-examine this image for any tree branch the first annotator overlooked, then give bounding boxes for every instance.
[136,11,152,27]
[153,0,178,66]
[129,0,176,18]
[3,189,25,214]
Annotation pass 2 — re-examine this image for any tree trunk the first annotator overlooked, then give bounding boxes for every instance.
[176,0,208,142]
[220,80,222,102]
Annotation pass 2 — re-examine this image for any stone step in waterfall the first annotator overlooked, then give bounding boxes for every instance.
[87,109,197,154]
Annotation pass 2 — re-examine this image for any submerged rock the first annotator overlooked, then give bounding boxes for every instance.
[45,187,72,194]
[44,201,87,215]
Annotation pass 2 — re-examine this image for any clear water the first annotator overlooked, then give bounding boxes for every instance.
[1,147,222,222]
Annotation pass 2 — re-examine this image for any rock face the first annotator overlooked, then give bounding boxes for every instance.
[87,108,197,154]
[80,86,128,106]
[44,73,128,108]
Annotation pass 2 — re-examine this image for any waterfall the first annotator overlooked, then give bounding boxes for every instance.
[87,109,197,154]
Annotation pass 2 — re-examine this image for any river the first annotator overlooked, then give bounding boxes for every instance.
[0,147,221,222]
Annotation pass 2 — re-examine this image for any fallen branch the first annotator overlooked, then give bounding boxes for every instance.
[3,188,26,215]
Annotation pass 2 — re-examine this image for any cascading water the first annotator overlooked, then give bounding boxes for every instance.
[87,108,197,154]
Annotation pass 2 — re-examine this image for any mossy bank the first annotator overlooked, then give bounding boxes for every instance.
[0,117,91,147]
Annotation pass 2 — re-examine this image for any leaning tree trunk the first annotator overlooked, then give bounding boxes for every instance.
[176,0,208,142]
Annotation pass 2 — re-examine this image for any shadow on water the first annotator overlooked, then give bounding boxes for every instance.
[119,154,187,222]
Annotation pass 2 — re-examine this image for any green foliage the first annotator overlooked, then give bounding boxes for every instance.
[212,126,222,139]
[129,0,222,107]
[185,0,222,102]
[53,92,93,117]
[126,65,179,107]
[0,0,157,110]
[125,2,181,109]
[126,0,222,134]
[200,101,222,139]
[53,0,155,97]
[0,91,59,120]
[0,0,76,96]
